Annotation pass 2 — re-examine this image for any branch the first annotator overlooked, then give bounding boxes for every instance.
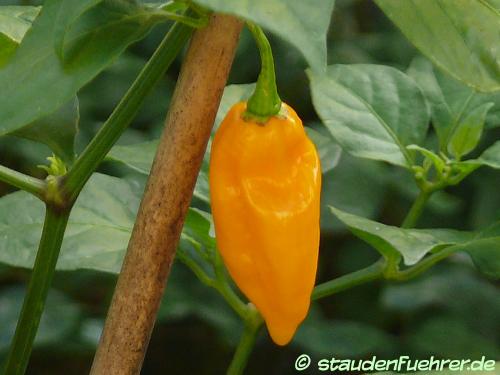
[227,306,262,375]
[0,164,45,198]
[90,14,243,375]
[213,250,248,319]
[391,246,459,281]
[3,208,70,375]
[312,259,386,300]
[401,189,431,228]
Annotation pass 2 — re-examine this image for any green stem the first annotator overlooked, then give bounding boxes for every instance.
[227,307,262,375]
[180,252,247,319]
[393,246,458,281]
[0,165,45,199]
[312,247,458,302]
[312,259,386,300]
[177,253,217,288]
[216,281,248,320]
[63,21,194,202]
[243,22,281,122]
[158,11,208,28]
[401,189,431,229]
[214,251,248,319]
[3,208,70,375]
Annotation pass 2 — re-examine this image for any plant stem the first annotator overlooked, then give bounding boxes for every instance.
[3,208,70,375]
[312,246,458,302]
[227,307,262,375]
[179,251,247,318]
[214,250,248,318]
[157,10,208,28]
[63,21,193,203]
[312,259,386,300]
[216,279,248,320]
[243,22,281,122]
[393,246,458,281]
[0,165,45,199]
[401,189,431,229]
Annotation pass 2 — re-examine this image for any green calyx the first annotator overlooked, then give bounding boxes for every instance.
[243,22,282,123]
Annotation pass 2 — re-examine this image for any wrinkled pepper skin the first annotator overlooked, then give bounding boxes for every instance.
[209,102,321,345]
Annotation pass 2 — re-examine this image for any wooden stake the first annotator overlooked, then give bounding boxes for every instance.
[90,14,243,375]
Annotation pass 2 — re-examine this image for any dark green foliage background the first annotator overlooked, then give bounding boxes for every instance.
[0,0,499,374]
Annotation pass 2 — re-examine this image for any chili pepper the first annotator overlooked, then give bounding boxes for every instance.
[209,100,321,345]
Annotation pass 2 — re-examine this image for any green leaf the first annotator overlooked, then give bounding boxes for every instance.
[52,0,103,59]
[0,6,40,43]
[304,127,341,173]
[486,93,500,128]
[194,0,334,71]
[331,206,500,278]
[456,222,500,279]
[0,0,173,135]
[0,6,40,67]
[0,173,216,274]
[59,0,172,64]
[321,155,387,233]
[106,140,210,203]
[408,57,500,149]
[0,287,80,352]
[382,265,500,327]
[484,0,500,10]
[159,264,241,345]
[0,173,140,273]
[329,206,473,265]
[106,140,159,175]
[293,308,395,358]
[458,140,500,173]
[376,0,500,92]
[474,141,500,169]
[10,97,79,164]
[309,64,430,167]
[390,267,500,318]
[177,208,217,281]
[407,145,446,175]
[0,34,17,69]
[408,57,500,152]
[464,238,500,279]
[215,83,255,129]
[408,315,500,359]
[448,102,493,159]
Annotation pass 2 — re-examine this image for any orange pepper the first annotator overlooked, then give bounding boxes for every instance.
[209,101,321,345]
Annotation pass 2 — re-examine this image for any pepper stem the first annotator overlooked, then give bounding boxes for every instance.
[243,22,281,123]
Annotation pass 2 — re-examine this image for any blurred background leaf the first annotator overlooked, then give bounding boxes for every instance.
[0,287,80,354]
[375,0,500,92]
